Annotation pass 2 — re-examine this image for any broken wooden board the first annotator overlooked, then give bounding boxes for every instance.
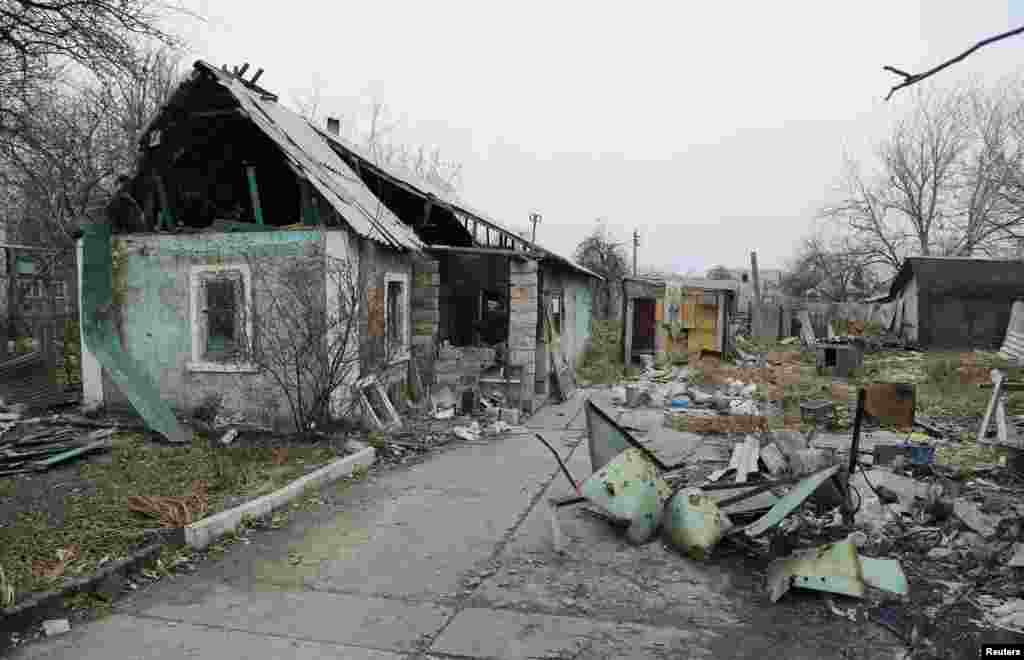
[735,435,759,484]
[978,370,1005,445]
[545,306,576,403]
[28,435,113,471]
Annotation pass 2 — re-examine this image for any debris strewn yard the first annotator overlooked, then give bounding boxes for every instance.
[558,326,1024,658]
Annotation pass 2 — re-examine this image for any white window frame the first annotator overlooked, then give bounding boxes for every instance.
[187,263,258,373]
[383,272,410,364]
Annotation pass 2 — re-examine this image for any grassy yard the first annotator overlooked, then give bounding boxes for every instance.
[0,431,349,606]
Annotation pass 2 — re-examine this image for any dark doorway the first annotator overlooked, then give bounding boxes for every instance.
[633,298,656,352]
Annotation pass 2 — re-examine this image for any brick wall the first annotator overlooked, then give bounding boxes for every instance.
[508,259,539,412]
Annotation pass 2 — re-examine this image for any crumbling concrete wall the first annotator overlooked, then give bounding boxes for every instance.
[98,230,327,431]
[434,344,496,403]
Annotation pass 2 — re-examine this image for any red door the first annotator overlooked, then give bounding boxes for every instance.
[633,299,656,351]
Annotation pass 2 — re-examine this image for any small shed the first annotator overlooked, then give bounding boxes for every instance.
[883,257,1024,349]
[621,276,734,365]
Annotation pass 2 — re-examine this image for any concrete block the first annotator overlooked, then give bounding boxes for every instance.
[184,447,375,550]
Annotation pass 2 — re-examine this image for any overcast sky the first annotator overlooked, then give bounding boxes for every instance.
[172,2,1024,273]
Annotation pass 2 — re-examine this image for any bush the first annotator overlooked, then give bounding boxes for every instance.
[577,320,624,384]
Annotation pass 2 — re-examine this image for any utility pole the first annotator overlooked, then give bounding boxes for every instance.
[632,229,639,276]
[529,212,542,244]
[750,250,762,339]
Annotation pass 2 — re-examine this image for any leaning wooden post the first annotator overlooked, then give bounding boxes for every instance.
[245,163,265,226]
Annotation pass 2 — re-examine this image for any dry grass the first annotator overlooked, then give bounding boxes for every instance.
[0,432,344,605]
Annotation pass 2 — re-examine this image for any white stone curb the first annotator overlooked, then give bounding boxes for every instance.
[184,446,376,550]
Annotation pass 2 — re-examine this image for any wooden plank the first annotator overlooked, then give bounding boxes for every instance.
[978,370,1004,445]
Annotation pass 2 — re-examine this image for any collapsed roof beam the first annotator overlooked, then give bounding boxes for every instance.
[426,244,538,260]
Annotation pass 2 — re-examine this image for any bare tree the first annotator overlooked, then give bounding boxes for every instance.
[295,93,464,195]
[0,0,179,138]
[574,219,628,320]
[780,235,879,302]
[820,84,1024,276]
[240,250,364,436]
[0,46,184,246]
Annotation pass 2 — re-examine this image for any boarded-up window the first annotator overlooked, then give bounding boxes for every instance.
[384,272,409,360]
[387,280,403,351]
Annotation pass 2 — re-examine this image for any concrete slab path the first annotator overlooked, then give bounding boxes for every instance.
[13,391,904,659]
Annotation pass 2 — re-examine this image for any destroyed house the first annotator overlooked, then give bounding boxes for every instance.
[317,111,602,413]
[85,60,599,430]
[882,256,1024,349]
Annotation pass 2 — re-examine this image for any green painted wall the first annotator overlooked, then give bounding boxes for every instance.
[102,230,325,430]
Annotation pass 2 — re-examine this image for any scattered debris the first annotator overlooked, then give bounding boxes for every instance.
[41,619,70,637]
[452,422,482,443]
[759,442,788,476]
[975,597,1024,634]
[767,540,908,602]
[953,499,1000,538]
[219,429,239,446]
[579,447,672,544]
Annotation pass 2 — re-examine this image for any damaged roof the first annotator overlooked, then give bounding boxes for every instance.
[316,125,602,280]
[175,62,424,251]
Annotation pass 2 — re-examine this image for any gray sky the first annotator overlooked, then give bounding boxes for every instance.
[173,2,1024,273]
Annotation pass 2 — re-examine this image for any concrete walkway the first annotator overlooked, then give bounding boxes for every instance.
[13,390,904,659]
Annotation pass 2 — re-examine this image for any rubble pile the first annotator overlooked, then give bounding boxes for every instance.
[545,338,1024,652]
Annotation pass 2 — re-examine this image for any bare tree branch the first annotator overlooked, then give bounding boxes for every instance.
[884,25,1024,100]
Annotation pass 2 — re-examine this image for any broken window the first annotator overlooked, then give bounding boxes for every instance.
[190,266,254,371]
[384,273,409,361]
[205,278,240,360]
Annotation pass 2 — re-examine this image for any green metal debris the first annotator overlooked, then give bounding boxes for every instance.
[743,465,841,538]
[664,488,734,560]
[580,448,673,545]
[80,222,189,443]
[766,540,909,603]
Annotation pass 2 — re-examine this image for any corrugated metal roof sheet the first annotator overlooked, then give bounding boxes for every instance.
[196,62,423,251]
[665,277,739,294]
[316,124,601,280]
